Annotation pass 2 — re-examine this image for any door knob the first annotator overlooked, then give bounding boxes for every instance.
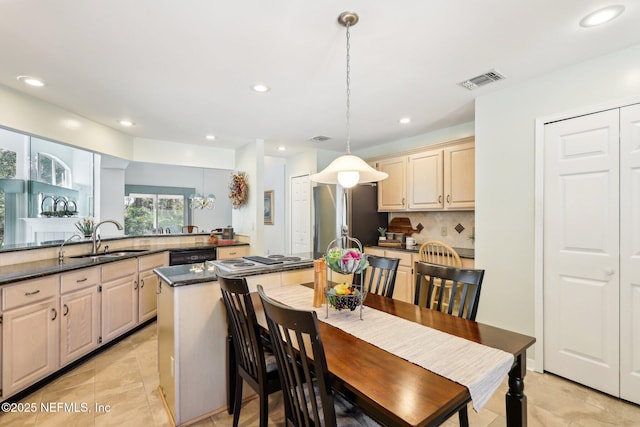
[604,267,615,276]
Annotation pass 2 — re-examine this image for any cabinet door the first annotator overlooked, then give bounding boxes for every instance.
[444,141,475,209]
[376,156,407,211]
[217,245,249,260]
[101,273,138,344]
[408,149,444,209]
[60,286,99,366]
[138,269,159,322]
[2,299,59,396]
[393,265,414,304]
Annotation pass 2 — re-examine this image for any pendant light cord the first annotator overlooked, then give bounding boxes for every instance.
[345,20,352,155]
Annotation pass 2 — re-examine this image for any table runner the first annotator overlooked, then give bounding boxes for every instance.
[264,286,513,412]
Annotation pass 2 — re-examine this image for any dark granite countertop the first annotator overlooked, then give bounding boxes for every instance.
[154,260,314,287]
[0,242,249,286]
[367,245,474,259]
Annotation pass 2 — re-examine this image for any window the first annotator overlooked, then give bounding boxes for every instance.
[36,152,72,188]
[124,191,188,235]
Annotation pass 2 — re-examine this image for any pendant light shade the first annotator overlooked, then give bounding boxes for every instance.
[310,154,388,188]
[310,11,388,189]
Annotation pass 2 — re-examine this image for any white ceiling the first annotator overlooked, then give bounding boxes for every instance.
[1,1,639,158]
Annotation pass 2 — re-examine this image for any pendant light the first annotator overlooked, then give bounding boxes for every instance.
[310,11,388,188]
[190,169,217,210]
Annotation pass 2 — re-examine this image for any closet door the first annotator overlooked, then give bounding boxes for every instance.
[620,104,640,404]
[543,109,620,396]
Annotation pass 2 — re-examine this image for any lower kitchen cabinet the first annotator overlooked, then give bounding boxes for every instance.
[1,275,60,397]
[364,247,414,303]
[217,245,249,260]
[59,267,100,366]
[138,252,167,323]
[101,259,138,344]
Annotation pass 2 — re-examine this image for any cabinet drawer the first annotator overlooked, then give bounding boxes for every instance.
[387,251,413,267]
[217,245,249,260]
[102,259,138,282]
[3,275,58,310]
[61,267,99,294]
[138,252,168,271]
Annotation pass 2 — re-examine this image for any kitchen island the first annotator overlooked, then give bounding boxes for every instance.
[153,258,313,426]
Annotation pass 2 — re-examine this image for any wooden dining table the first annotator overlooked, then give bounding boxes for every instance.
[240,285,535,427]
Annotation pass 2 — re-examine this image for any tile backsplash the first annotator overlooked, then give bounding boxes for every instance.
[389,211,475,249]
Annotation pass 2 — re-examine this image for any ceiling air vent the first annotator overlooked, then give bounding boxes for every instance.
[310,135,331,142]
[459,70,505,90]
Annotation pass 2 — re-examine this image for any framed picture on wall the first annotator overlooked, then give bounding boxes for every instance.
[264,190,274,224]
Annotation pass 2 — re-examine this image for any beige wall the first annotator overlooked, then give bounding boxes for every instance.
[475,43,640,365]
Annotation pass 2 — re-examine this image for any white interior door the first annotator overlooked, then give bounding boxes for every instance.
[290,173,311,254]
[620,104,640,403]
[543,109,620,396]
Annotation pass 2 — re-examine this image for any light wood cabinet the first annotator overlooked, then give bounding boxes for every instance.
[1,276,59,397]
[375,138,475,211]
[408,149,443,209]
[60,267,100,366]
[137,252,167,323]
[101,259,138,344]
[376,156,407,210]
[443,141,475,209]
[217,245,250,260]
[363,248,414,303]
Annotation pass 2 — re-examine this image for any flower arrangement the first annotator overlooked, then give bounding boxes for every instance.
[229,172,248,208]
[75,217,95,237]
[324,247,369,274]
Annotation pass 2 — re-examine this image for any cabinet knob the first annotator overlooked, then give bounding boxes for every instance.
[140,279,145,288]
[446,194,451,204]
[63,304,69,316]
[604,267,615,276]
[51,308,58,321]
[25,289,41,296]
[134,280,138,290]
[438,195,442,204]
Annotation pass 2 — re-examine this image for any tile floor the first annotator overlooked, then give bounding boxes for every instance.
[1,322,639,426]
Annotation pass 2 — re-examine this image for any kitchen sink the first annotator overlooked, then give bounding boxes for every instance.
[70,249,148,260]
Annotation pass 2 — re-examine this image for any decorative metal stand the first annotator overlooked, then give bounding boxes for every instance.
[324,225,369,320]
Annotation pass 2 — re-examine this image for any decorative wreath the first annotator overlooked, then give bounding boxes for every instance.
[229,172,248,208]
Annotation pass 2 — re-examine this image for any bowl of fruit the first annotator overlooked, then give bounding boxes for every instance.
[327,283,363,311]
[324,247,369,274]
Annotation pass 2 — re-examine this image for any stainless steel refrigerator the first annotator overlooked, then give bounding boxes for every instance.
[313,183,388,258]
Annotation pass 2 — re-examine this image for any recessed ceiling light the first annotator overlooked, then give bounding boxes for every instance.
[399,117,411,124]
[17,75,44,87]
[118,120,135,127]
[277,145,286,151]
[205,134,216,140]
[579,5,625,27]
[251,83,270,93]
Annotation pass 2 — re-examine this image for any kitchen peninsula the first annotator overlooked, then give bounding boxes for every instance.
[153,256,314,426]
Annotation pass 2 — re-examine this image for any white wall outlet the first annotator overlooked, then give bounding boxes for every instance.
[441,226,447,236]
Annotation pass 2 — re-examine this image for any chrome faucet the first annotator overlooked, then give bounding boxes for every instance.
[59,233,82,261]
[92,220,124,254]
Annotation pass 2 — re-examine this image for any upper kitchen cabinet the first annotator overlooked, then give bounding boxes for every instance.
[376,156,407,210]
[375,137,475,212]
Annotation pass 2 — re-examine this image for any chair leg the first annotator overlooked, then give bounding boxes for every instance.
[232,372,243,427]
[458,405,469,427]
[259,390,269,427]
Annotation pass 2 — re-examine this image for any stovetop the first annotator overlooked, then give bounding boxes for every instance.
[212,254,312,274]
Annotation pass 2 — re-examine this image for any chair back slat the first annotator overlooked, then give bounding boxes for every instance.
[258,285,338,427]
[414,261,485,321]
[357,255,400,298]
[218,276,267,385]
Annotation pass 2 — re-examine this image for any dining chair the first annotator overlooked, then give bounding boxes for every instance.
[257,285,380,427]
[414,261,485,427]
[218,275,281,427]
[418,240,462,267]
[418,241,463,310]
[355,255,399,298]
